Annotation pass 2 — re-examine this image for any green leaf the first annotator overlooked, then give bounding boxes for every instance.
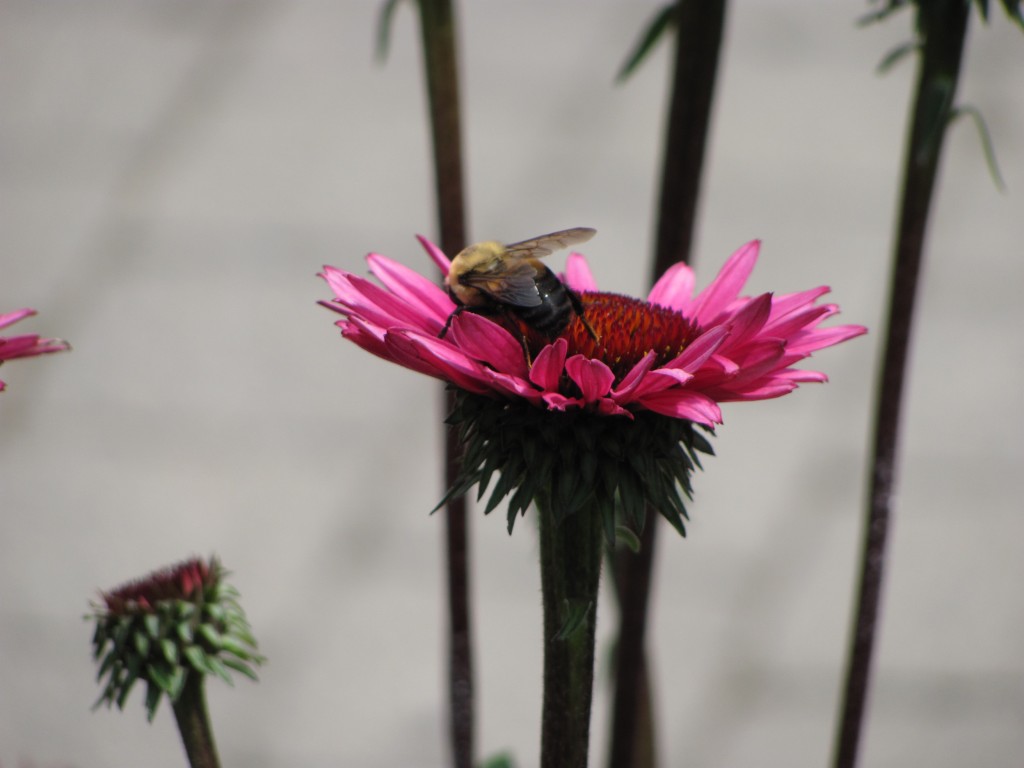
[133,631,150,658]
[204,603,227,624]
[478,752,517,768]
[506,503,519,535]
[207,655,235,685]
[997,0,1024,29]
[617,4,678,83]
[858,1,911,27]
[376,0,409,63]
[507,480,537,521]
[183,645,212,675]
[147,662,174,695]
[112,615,133,650]
[226,623,258,649]
[198,623,224,650]
[876,40,918,74]
[219,635,262,662]
[690,427,715,456]
[143,613,161,639]
[177,622,194,644]
[144,680,162,722]
[485,469,517,516]
[90,620,108,654]
[168,666,187,699]
[115,674,137,710]
[160,638,179,665]
[96,650,119,681]
[949,104,1006,191]
[222,656,260,682]
[555,599,594,642]
[660,502,688,538]
[615,524,642,553]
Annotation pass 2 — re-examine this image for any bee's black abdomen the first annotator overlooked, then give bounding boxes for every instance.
[512,265,576,338]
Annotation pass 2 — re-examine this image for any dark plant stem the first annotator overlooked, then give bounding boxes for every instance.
[608,516,659,768]
[539,497,604,768]
[608,2,726,768]
[416,2,473,767]
[171,675,220,768]
[652,0,728,278]
[832,3,969,767]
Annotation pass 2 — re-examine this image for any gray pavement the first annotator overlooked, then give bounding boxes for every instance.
[1,2,1022,766]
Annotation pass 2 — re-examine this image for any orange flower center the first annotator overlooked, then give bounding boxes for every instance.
[504,291,699,380]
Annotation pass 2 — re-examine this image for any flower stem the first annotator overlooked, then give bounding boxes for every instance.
[538,496,604,768]
[171,675,221,768]
[652,0,728,278]
[609,3,727,767]
[832,4,970,768]
[416,0,473,765]
[608,515,659,768]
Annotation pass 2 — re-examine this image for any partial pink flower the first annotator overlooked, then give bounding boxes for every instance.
[319,237,865,427]
[0,308,70,392]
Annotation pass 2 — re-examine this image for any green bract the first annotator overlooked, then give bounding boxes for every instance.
[440,391,714,544]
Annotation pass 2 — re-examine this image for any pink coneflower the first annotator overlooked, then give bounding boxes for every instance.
[320,235,865,536]
[320,236,864,425]
[0,308,69,392]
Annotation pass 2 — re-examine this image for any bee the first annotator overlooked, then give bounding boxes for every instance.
[440,227,599,342]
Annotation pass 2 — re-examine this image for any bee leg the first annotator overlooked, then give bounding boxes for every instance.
[519,334,533,368]
[439,305,466,339]
[568,289,600,342]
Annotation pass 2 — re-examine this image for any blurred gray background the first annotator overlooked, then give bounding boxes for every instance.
[1,1,1022,767]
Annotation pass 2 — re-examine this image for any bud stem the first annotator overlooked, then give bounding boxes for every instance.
[171,674,221,768]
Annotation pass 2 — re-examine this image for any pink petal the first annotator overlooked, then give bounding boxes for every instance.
[321,270,430,331]
[719,293,772,349]
[481,368,544,403]
[663,325,729,372]
[341,315,387,346]
[646,367,694,386]
[416,235,452,277]
[622,368,685,402]
[0,333,68,361]
[448,312,529,378]
[786,323,868,355]
[769,286,831,319]
[349,274,439,332]
[612,350,659,400]
[565,355,615,402]
[543,392,583,411]
[596,398,634,418]
[386,330,491,394]
[637,389,722,426]
[647,263,696,312]
[775,368,829,383]
[691,240,760,325]
[367,253,455,321]
[564,252,597,292]
[717,381,799,401]
[530,339,568,391]
[728,340,787,383]
[764,303,834,339]
[0,309,36,329]
[706,353,740,376]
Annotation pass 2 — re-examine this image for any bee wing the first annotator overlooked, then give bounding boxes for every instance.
[503,227,596,260]
[458,259,543,307]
